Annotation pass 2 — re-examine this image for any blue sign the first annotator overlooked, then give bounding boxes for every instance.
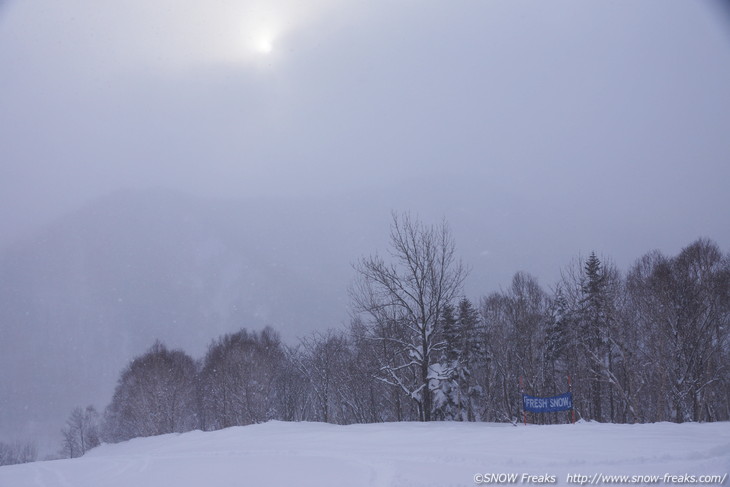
[523,392,573,413]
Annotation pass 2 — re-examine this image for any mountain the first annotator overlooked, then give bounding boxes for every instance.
[0,188,393,452]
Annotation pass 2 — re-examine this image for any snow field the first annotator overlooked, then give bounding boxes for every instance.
[0,420,728,487]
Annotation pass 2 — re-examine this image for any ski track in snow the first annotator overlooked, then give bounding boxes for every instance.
[1,421,729,487]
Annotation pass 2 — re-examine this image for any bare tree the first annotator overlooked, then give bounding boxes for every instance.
[295,330,352,424]
[274,348,311,422]
[627,239,729,422]
[198,327,285,430]
[102,341,198,442]
[0,441,37,466]
[350,212,467,421]
[62,405,100,458]
[479,273,551,423]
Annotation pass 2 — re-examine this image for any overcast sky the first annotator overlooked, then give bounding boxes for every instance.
[2,0,730,454]
[1,0,729,254]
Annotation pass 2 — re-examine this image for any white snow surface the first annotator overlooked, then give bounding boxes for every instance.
[1,421,728,487]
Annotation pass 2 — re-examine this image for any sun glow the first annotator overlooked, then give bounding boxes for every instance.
[240,24,280,60]
[257,38,274,54]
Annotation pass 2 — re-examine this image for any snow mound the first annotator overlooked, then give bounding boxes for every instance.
[1,421,728,487]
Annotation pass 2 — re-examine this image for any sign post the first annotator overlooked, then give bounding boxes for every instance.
[568,375,575,424]
[519,377,527,426]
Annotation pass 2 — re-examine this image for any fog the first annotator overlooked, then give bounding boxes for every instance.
[1,0,729,455]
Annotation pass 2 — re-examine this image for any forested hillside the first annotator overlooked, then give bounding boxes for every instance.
[54,214,728,457]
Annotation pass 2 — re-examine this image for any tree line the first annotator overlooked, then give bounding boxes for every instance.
[60,213,729,457]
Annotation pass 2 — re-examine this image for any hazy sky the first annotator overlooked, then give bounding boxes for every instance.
[2,0,730,454]
[1,0,729,253]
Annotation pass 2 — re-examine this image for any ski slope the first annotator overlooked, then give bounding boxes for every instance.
[1,421,728,487]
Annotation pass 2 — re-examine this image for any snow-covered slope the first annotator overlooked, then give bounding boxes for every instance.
[1,421,729,487]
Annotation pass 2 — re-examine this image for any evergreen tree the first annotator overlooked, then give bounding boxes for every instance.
[456,297,483,421]
[433,302,461,420]
[544,286,570,364]
[578,252,624,421]
[580,252,607,421]
[441,303,459,364]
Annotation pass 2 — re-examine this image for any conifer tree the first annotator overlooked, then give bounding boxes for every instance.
[580,252,607,420]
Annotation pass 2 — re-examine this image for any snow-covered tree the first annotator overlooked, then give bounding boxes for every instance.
[433,298,482,421]
[350,212,467,421]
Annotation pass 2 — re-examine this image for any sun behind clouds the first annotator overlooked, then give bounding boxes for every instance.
[257,38,274,54]
[238,20,282,61]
